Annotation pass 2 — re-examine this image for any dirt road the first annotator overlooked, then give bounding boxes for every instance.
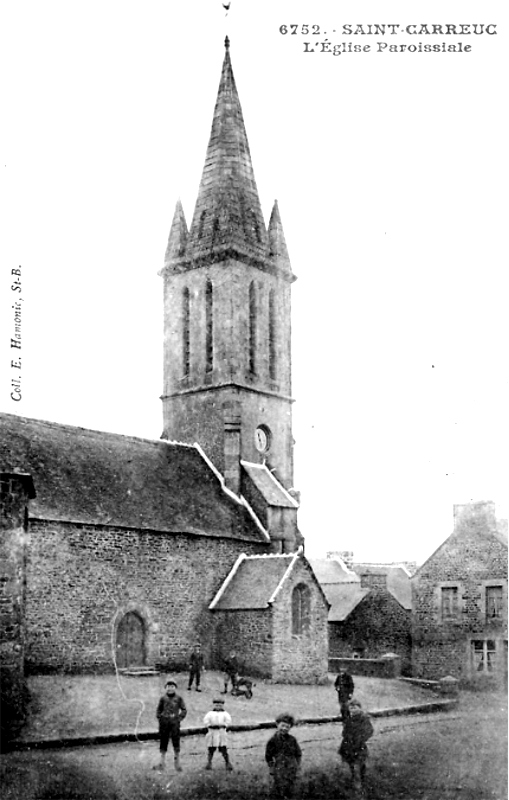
[2,695,506,799]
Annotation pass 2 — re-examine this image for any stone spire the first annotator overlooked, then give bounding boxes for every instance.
[268,200,292,275]
[185,38,269,263]
[164,199,188,267]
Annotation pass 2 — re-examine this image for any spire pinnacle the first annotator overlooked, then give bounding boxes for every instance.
[185,39,268,263]
[225,35,230,49]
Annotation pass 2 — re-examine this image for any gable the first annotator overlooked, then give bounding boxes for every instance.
[0,412,266,542]
[414,525,508,583]
[324,584,370,622]
[210,554,294,609]
[209,552,329,611]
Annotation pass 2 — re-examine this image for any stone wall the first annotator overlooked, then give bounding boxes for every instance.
[0,474,32,743]
[210,609,272,678]
[271,557,329,684]
[329,655,401,679]
[25,519,264,673]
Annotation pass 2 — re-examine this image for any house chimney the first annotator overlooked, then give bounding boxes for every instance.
[453,501,497,532]
[223,401,241,495]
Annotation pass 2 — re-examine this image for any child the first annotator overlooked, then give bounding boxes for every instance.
[334,667,354,721]
[154,679,187,772]
[222,650,239,694]
[203,697,233,771]
[188,642,204,691]
[265,712,302,799]
[338,699,374,788]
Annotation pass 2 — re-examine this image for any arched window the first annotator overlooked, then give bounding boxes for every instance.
[205,279,213,372]
[249,281,257,374]
[292,584,311,635]
[197,210,206,239]
[182,287,190,375]
[269,289,276,380]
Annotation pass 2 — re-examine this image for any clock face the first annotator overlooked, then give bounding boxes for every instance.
[255,426,270,453]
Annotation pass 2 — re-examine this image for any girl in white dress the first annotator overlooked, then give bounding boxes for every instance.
[203,697,233,771]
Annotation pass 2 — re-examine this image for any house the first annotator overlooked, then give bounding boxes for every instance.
[0,38,329,743]
[210,552,330,683]
[310,557,413,673]
[411,500,508,689]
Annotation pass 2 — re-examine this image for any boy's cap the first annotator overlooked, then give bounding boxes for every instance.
[349,698,361,707]
[212,697,225,704]
[275,712,295,726]
[166,679,178,687]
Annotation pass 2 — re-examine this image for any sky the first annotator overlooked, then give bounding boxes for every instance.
[1,0,507,565]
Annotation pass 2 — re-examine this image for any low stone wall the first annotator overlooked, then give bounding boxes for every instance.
[329,655,401,679]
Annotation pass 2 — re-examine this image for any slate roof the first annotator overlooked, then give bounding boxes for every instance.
[210,553,297,610]
[308,558,360,585]
[241,462,298,508]
[323,584,371,623]
[352,563,412,610]
[0,412,267,542]
[162,39,294,280]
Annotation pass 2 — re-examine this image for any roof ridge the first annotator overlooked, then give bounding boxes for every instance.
[0,411,181,448]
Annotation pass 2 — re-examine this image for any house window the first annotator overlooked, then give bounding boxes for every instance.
[205,279,213,372]
[486,586,503,620]
[269,290,276,380]
[292,584,311,635]
[249,281,256,374]
[182,287,190,376]
[441,586,459,620]
[472,639,497,673]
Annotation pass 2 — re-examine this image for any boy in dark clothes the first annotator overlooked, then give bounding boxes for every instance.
[265,712,302,799]
[154,679,187,772]
[222,650,239,694]
[188,643,204,691]
[338,699,373,788]
[334,668,355,721]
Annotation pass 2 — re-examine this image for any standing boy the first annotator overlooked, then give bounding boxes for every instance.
[265,712,302,799]
[335,668,354,721]
[338,698,374,788]
[222,650,239,694]
[188,642,204,691]
[203,697,233,771]
[155,679,187,772]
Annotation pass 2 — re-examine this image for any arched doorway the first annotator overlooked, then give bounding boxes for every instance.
[116,611,146,669]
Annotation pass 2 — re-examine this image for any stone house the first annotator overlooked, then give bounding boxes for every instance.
[0,37,329,741]
[411,501,508,688]
[311,558,412,673]
[210,552,330,683]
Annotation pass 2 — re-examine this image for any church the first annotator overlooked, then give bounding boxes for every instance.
[0,39,329,700]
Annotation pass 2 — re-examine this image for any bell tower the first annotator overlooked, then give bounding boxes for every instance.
[160,38,297,499]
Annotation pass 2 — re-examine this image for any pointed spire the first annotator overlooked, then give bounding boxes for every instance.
[164,200,188,267]
[268,200,292,275]
[186,39,268,262]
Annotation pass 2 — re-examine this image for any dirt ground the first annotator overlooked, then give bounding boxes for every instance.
[1,691,506,800]
[15,672,439,742]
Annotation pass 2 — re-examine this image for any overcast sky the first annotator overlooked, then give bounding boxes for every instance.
[1,0,507,564]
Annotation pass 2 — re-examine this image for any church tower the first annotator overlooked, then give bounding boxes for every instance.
[160,39,298,547]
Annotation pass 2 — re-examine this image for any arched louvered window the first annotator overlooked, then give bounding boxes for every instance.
[182,287,190,376]
[205,279,213,372]
[292,584,311,635]
[269,289,276,380]
[197,210,206,239]
[249,281,257,374]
